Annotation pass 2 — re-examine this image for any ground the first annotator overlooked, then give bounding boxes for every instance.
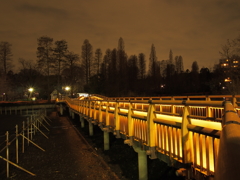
[0,107,185,180]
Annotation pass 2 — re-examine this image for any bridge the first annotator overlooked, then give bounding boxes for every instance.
[57,94,240,180]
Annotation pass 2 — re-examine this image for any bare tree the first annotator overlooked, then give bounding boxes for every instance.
[175,55,184,73]
[15,59,43,99]
[191,61,199,73]
[18,58,36,70]
[127,55,138,94]
[102,49,111,79]
[94,48,102,75]
[220,40,233,60]
[148,44,157,78]
[169,49,173,64]
[117,37,128,95]
[107,48,118,96]
[0,40,11,99]
[36,36,54,101]
[0,41,13,75]
[53,40,68,96]
[65,51,80,96]
[81,39,93,85]
[138,53,146,80]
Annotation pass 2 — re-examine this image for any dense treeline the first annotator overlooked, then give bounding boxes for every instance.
[0,35,240,100]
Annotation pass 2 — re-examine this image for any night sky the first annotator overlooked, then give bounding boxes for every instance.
[1,0,240,72]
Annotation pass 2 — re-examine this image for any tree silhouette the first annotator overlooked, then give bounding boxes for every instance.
[0,41,13,75]
[53,40,68,97]
[108,48,118,96]
[148,44,157,78]
[117,37,128,96]
[36,36,54,101]
[190,61,200,93]
[175,55,184,73]
[64,51,80,96]
[94,48,102,75]
[169,49,173,64]
[127,55,138,95]
[81,39,93,86]
[138,53,146,80]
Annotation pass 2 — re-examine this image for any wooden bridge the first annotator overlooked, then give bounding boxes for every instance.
[57,94,240,180]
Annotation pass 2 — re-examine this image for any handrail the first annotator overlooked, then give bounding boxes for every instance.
[61,96,227,179]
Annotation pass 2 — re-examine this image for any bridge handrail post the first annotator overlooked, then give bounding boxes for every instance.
[80,100,84,114]
[83,100,86,114]
[146,101,157,159]
[232,95,237,108]
[114,101,121,138]
[215,101,240,180]
[92,101,96,120]
[87,100,90,117]
[93,101,98,119]
[127,101,134,145]
[181,104,192,179]
[170,96,175,114]
[99,101,103,125]
[89,101,93,119]
[147,101,155,147]
[105,101,110,127]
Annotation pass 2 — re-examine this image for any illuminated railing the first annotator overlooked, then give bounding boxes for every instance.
[58,95,240,179]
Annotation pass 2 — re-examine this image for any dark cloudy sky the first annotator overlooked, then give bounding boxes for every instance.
[1,0,240,72]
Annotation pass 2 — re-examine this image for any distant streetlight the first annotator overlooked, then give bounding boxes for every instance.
[28,88,34,100]
[65,86,70,91]
[28,88,33,92]
[65,86,70,96]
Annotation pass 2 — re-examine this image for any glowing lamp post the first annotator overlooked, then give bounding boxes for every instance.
[28,88,34,100]
[65,86,70,96]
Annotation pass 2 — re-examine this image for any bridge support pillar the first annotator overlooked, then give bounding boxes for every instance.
[60,104,63,115]
[133,143,148,180]
[88,121,93,136]
[80,116,84,128]
[103,131,109,150]
[71,111,75,119]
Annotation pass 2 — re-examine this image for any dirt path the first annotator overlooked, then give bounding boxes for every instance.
[0,112,120,180]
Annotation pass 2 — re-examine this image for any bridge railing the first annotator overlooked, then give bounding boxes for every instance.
[60,95,228,179]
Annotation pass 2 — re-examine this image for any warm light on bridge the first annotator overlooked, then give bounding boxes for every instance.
[191,119,221,130]
[63,94,239,179]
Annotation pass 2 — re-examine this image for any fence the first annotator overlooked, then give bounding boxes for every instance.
[0,109,52,178]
